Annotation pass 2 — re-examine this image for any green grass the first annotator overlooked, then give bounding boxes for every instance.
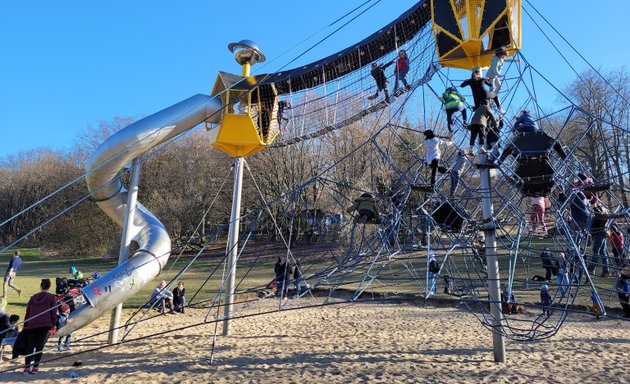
[0,239,620,324]
[0,247,276,321]
[1,248,115,315]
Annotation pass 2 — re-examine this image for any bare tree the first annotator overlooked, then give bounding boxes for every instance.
[565,68,630,205]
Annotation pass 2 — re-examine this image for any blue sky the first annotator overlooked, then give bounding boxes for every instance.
[0,1,627,156]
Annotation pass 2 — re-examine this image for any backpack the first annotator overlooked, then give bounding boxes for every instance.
[429,260,440,274]
[11,330,27,357]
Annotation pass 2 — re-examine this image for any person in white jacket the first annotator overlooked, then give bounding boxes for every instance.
[423,130,452,188]
[150,280,174,314]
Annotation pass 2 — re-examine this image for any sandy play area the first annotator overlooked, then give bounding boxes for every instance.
[1,298,629,383]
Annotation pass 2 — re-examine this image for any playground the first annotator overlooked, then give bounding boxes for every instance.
[2,0,630,381]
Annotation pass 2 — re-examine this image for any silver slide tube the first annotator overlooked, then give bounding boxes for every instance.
[58,94,222,336]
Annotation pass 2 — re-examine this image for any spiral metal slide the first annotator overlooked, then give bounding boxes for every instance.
[57,94,222,336]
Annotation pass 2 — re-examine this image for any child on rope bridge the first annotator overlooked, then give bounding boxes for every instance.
[393,49,411,96]
[346,193,381,224]
[438,87,467,135]
[368,61,394,104]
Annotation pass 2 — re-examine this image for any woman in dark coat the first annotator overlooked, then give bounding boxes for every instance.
[21,278,58,374]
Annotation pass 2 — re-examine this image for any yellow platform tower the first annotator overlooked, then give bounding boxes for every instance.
[206,40,280,158]
[431,0,521,70]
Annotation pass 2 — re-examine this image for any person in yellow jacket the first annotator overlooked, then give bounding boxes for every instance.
[438,86,467,134]
[346,193,381,224]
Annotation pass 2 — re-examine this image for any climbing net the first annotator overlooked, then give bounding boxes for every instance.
[2,0,630,372]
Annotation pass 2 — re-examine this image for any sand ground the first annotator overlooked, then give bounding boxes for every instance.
[1,299,629,384]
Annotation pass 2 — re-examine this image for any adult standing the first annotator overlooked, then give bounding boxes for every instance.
[22,278,57,374]
[590,205,612,277]
[540,248,557,282]
[3,250,22,298]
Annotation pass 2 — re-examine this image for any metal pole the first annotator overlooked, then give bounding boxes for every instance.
[108,157,141,344]
[478,155,506,363]
[223,157,244,336]
[425,214,431,298]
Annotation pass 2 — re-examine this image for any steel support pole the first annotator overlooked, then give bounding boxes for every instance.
[223,157,244,336]
[108,157,141,344]
[478,157,506,363]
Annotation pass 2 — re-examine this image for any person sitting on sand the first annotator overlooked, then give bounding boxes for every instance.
[172,281,185,314]
[502,286,523,314]
[150,280,175,314]
[0,303,19,346]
